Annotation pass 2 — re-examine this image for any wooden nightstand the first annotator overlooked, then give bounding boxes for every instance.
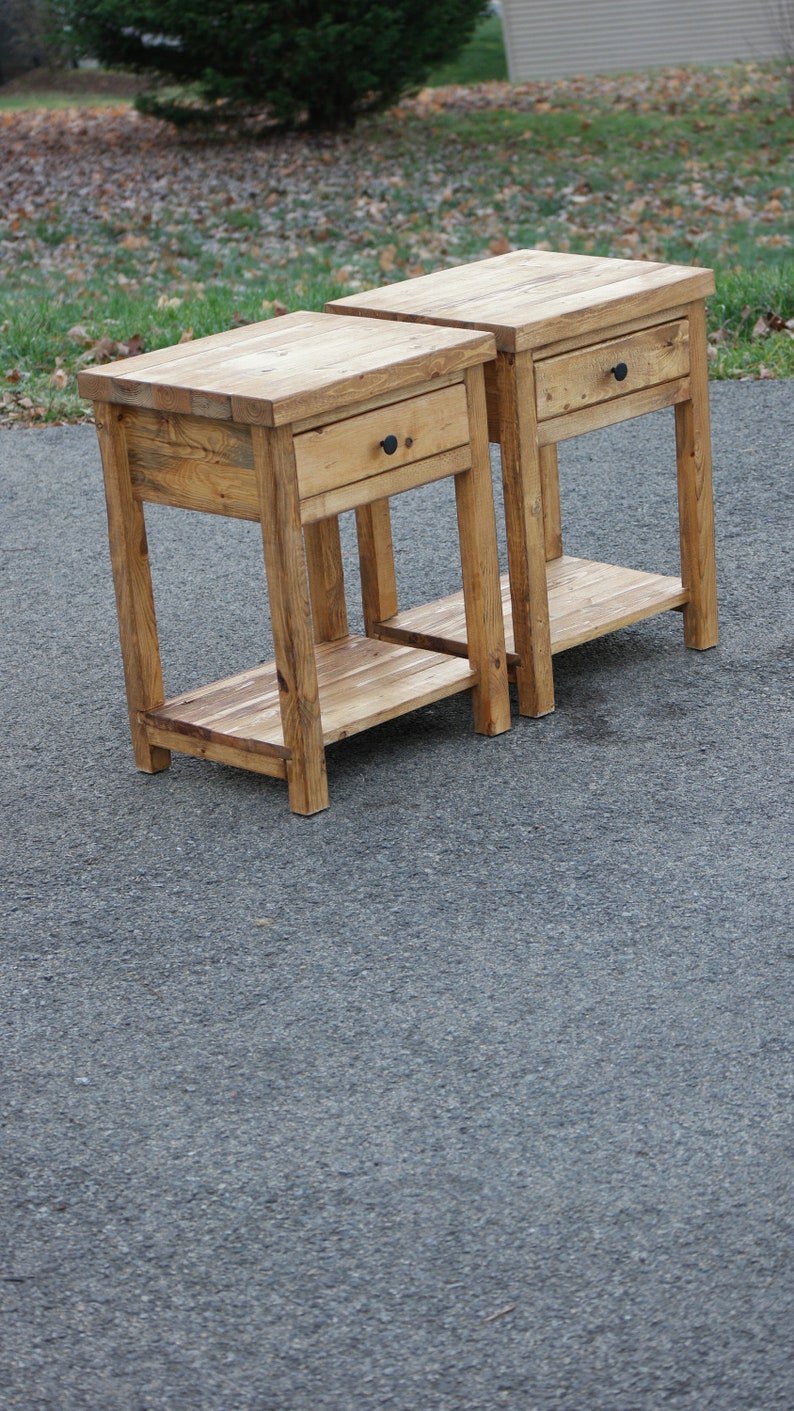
[79,311,510,814]
[328,250,719,717]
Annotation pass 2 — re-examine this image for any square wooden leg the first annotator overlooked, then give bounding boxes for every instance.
[94,401,171,773]
[455,366,511,737]
[497,351,555,717]
[539,443,564,561]
[675,300,719,650]
[356,498,398,634]
[303,517,348,643]
[252,424,329,816]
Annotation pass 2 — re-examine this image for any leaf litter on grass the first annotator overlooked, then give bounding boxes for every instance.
[0,61,791,426]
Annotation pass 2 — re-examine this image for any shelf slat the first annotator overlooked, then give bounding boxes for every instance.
[374,555,689,662]
[141,636,476,757]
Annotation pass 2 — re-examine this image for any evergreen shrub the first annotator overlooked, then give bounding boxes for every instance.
[68,0,487,129]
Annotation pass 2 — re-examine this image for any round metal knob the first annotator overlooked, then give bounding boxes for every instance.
[611,361,628,382]
[380,434,399,455]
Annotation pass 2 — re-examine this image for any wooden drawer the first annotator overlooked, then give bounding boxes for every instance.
[293,381,470,500]
[534,318,690,421]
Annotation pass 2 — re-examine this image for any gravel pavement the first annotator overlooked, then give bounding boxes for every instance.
[1,380,793,1410]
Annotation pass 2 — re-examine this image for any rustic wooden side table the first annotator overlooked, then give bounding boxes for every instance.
[328,250,719,718]
[79,311,510,815]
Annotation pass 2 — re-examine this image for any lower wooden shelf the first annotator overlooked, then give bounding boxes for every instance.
[374,554,689,664]
[140,634,477,774]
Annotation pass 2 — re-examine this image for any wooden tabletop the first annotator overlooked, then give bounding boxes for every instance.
[328,250,715,353]
[77,310,496,426]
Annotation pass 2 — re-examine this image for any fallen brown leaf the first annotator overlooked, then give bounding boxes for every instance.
[765,309,787,331]
[76,336,115,366]
[115,334,146,358]
[66,324,93,346]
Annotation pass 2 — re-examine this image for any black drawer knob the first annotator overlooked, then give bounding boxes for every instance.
[611,361,628,382]
[380,434,399,455]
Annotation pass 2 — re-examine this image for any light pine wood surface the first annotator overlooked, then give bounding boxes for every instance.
[675,300,719,648]
[78,311,495,427]
[84,313,509,813]
[373,556,689,662]
[533,318,690,420]
[328,249,715,352]
[143,638,478,753]
[94,401,170,774]
[328,249,719,714]
[496,349,554,717]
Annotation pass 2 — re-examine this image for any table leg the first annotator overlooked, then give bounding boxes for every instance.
[94,401,170,773]
[455,366,511,737]
[539,443,563,561]
[252,424,329,815]
[356,499,398,634]
[304,518,348,643]
[675,300,719,649]
[497,351,555,716]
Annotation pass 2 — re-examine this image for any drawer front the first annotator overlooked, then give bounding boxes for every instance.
[293,382,470,500]
[534,318,690,422]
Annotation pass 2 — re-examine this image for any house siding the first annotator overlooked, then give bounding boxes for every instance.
[499,0,782,81]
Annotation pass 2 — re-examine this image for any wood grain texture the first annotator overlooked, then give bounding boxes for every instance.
[80,311,495,427]
[510,267,712,352]
[536,376,691,446]
[534,304,690,360]
[545,556,688,651]
[142,724,289,779]
[252,422,329,815]
[304,518,349,644]
[483,359,501,442]
[327,250,715,352]
[84,312,509,811]
[453,366,511,736]
[143,637,476,750]
[497,350,555,717]
[124,408,259,519]
[298,444,471,524]
[374,556,689,660]
[675,300,719,649]
[539,443,563,560]
[356,499,399,634]
[291,369,463,433]
[534,318,690,420]
[93,401,170,773]
[293,383,469,498]
[307,637,477,740]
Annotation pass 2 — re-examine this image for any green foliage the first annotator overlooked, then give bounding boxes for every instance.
[424,12,507,87]
[1,0,81,74]
[67,0,487,129]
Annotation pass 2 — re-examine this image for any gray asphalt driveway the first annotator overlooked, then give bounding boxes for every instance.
[1,380,792,1410]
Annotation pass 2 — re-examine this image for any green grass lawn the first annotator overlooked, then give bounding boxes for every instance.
[425,13,509,86]
[0,89,133,110]
[0,65,144,110]
[1,57,792,425]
